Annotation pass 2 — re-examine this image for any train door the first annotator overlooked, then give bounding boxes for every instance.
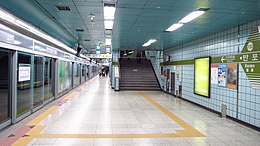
[44,57,54,103]
[17,52,33,119]
[0,49,11,129]
[33,56,44,111]
[171,72,175,95]
[82,65,86,83]
[86,65,89,79]
[166,69,170,92]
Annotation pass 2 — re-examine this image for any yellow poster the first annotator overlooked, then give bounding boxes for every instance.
[194,57,210,97]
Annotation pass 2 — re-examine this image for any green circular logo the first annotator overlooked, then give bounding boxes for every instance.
[247,42,254,51]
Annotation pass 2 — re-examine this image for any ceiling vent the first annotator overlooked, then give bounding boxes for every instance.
[84,39,90,41]
[56,6,72,11]
[75,29,84,32]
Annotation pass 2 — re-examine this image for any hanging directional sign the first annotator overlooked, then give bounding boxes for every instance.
[212,52,260,64]
[241,26,260,89]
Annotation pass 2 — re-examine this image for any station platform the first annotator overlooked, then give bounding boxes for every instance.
[0,76,259,146]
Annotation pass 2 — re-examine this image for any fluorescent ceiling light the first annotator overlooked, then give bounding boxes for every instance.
[104,6,116,20]
[104,20,114,29]
[179,10,205,23]
[165,23,183,32]
[147,39,157,44]
[0,10,15,22]
[106,47,110,53]
[15,19,31,31]
[142,43,149,47]
[105,38,112,46]
[142,39,157,47]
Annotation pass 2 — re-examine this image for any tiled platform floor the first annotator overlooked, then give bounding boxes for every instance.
[1,76,259,146]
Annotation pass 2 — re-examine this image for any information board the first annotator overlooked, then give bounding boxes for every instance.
[18,64,31,82]
[194,57,211,98]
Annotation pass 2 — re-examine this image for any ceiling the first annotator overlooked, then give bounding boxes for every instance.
[0,0,260,53]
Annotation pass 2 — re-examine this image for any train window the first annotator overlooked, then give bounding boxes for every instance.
[0,50,11,124]
[58,60,72,94]
[44,58,54,101]
[17,53,32,117]
[33,56,44,108]
[73,63,80,87]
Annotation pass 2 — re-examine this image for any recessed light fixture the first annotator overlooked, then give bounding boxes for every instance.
[105,38,112,46]
[104,4,116,20]
[165,8,209,32]
[142,39,157,47]
[104,20,114,30]
[0,10,15,21]
[165,23,183,32]
[179,10,205,23]
[103,3,116,30]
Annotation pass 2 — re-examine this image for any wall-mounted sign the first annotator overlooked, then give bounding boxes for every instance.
[85,54,112,58]
[227,64,237,89]
[194,57,211,98]
[211,64,218,84]
[176,66,179,80]
[218,64,227,87]
[18,64,31,82]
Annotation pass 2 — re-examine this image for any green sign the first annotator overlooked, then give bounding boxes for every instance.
[242,63,260,88]
[194,57,210,97]
[212,52,260,64]
[241,26,260,88]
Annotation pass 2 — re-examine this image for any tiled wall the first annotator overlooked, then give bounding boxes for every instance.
[149,20,260,128]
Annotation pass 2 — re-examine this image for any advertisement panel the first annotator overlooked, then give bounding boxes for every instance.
[194,57,211,98]
[227,64,237,89]
[218,64,227,87]
[211,64,218,84]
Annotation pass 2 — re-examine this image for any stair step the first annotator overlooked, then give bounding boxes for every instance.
[119,59,159,91]
[120,87,161,91]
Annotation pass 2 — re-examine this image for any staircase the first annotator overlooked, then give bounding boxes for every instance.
[119,58,161,90]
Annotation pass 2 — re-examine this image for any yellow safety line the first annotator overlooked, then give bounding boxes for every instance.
[33,92,204,139]
[11,126,46,146]
[139,92,204,137]
[26,106,59,126]
[36,133,182,139]
[14,89,204,144]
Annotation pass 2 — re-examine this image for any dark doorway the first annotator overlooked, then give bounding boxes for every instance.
[166,69,170,92]
[171,72,175,95]
[0,50,11,124]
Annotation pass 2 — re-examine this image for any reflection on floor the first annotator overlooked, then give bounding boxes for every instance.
[1,76,260,146]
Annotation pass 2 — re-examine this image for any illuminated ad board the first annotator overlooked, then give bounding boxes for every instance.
[194,57,211,98]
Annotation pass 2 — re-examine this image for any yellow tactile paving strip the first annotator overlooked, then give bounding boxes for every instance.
[12,90,204,145]
[26,106,59,126]
[12,126,46,146]
[37,133,186,138]
[139,92,205,137]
